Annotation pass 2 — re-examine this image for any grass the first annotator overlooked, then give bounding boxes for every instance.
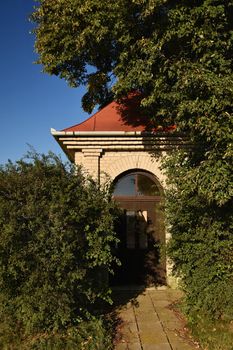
[188,313,233,350]
[171,298,233,350]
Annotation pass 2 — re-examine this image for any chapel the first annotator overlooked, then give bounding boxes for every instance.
[52,94,184,287]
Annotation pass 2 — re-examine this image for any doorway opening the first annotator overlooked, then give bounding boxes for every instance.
[111,170,166,286]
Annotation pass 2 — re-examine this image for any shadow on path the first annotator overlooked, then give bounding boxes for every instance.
[110,288,201,350]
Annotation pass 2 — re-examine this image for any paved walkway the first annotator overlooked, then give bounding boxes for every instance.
[114,288,199,350]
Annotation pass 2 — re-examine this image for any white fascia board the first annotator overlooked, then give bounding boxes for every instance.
[51,128,183,138]
[51,128,147,136]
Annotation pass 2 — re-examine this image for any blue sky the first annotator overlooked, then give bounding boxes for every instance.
[0,0,89,165]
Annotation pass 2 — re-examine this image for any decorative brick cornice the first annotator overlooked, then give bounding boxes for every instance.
[51,129,189,162]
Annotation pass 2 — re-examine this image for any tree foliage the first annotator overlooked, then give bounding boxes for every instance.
[0,152,118,347]
[32,0,232,200]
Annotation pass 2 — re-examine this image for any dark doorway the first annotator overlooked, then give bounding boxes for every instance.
[111,171,166,286]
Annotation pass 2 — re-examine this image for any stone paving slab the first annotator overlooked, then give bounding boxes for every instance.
[114,289,199,350]
[143,344,171,350]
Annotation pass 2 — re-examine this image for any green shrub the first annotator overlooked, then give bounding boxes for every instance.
[0,317,112,350]
[163,151,233,321]
[0,151,118,346]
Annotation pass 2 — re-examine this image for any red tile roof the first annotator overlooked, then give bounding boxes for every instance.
[63,93,175,133]
[63,94,154,132]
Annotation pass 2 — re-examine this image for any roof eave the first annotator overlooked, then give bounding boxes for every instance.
[51,128,180,137]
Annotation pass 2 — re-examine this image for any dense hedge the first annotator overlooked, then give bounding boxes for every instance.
[163,151,233,322]
[0,152,118,348]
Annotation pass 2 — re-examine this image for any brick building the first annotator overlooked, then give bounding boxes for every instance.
[52,96,184,287]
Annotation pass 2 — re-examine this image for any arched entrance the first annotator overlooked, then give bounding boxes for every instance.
[111,170,166,286]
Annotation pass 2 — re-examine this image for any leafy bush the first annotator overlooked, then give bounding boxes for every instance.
[0,151,118,347]
[0,317,113,350]
[163,151,233,322]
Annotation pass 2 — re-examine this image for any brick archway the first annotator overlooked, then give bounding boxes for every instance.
[100,152,166,188]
